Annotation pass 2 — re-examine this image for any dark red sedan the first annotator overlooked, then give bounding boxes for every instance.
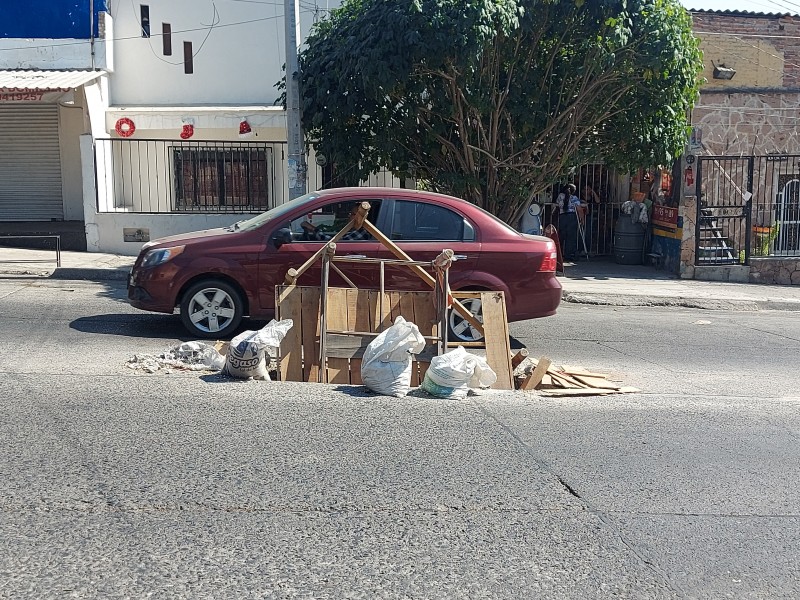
[128,187,561,340]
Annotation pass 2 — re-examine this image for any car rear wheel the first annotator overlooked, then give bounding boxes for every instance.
[179,279,244,339]
[449,297,485,343]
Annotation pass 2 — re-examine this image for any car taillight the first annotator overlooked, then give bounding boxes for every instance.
[539,251,558,272]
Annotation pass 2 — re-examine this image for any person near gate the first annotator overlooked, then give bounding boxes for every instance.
[551,183,586,262]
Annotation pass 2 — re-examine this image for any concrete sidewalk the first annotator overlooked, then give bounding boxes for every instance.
[2,246,800,311]
[559,259,800,311]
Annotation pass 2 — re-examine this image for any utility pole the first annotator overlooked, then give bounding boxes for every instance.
[284,0,307,200]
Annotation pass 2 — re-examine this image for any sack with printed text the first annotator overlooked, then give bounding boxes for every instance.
[223,319,293,380]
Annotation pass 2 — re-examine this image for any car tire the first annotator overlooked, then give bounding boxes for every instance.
[179,279,244,339]
[448,296,485,343]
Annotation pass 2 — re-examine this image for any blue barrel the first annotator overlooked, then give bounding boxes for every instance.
[614,217,646,265]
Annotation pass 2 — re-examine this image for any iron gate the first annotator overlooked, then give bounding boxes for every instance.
[695,156,752,266]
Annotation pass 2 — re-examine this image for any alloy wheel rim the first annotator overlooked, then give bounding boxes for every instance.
[448,298,484,342]
[187,288,237,333]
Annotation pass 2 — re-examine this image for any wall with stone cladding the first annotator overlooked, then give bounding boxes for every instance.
[679,196,697,279]
[749,258,800,284]
[691,12,800,156]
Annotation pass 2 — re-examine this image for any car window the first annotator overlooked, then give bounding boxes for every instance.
[287,199,381,242]
[390,200,465,241]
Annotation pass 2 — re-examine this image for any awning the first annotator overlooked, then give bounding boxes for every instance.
[0,69,106,91]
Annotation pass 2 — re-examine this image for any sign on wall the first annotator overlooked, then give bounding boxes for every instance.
[652,205,679,230]
[0,88,71,103]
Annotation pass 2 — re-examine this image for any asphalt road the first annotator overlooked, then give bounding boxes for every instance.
[0,276,798,599]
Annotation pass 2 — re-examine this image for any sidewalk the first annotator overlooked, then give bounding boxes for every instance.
[559,259,800,311]
[0,246,133,281]
[2,246,800,311]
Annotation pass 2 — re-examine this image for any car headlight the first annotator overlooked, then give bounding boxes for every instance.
[141,245,185,268]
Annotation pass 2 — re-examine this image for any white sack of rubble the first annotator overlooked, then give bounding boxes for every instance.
[421,346,497,399]
[223,319,293,380]
[361,316,426,397]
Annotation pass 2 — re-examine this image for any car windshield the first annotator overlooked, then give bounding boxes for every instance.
[233,192,320,232]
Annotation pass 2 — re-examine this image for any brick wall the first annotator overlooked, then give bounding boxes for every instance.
[690,11,800,155]
[692,12,800,88]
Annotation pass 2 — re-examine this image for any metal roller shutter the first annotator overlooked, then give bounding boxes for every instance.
[0,105,63,221]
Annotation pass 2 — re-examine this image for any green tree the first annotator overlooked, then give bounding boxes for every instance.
[299,0,702,223]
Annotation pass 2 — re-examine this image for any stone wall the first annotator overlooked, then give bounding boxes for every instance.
[679,196,697,279]
[749,258,800,285]
[691,11,800,156]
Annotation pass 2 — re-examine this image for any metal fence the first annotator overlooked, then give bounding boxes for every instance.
[696,155,800,266]
[94,138,405,214]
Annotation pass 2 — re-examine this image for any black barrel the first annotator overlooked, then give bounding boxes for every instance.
[614,217,645,265]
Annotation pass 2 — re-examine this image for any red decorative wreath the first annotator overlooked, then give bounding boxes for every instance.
[115,117,136,138]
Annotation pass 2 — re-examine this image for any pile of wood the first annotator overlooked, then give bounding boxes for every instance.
[516,355,640,396]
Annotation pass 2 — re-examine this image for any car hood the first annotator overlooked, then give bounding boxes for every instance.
[141,227,235,251]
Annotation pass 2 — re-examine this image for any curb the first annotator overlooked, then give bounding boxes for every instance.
[562,292,800,312]
[0,266,130,282]
[51,267,130,282]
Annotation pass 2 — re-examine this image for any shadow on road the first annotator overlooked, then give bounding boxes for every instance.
[70,313,188,339]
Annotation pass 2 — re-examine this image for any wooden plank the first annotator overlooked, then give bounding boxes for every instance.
[547,371,584,389]
[412,292,438,339]
[539,387,641,397]
[411,292,438,388]
[388,291,403,322]
[326,288,350,384]
[549,370,592,389]
[284,202,371,284]
[300,286,321,382]
[276,285,304,382]
[539,388,619,397]
[347,288,367,385]
[572,375,622,390]
[360,219,485,334]
[511,348,529,370]
[479,291,514,390]
[520,356,551,391]
[560,365,610,379]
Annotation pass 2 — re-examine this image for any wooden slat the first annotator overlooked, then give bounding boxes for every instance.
[560,365,610,379]
[347,288,367,385]
[276,285,303,381]
[361,219,485,334]
[520,356,551,391]
[572,375,622,390]
[300,286,321,382]
[539,387,641,397]
[411,292,438,388]
[479,291,514,390]
[326,288,350,384]
[511,348,529,370]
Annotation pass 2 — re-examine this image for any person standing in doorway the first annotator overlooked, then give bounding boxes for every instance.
[552,183,586,262]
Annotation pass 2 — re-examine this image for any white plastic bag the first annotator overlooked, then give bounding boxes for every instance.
[421,346,497,399]
[361,316,426,397]
[223,319,294,380]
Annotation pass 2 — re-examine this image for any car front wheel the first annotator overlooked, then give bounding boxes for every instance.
[179,279,244,339]
[448,297,485,343]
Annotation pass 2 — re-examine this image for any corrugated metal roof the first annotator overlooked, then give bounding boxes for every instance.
[0,70,105,90]
[686,8,798,17]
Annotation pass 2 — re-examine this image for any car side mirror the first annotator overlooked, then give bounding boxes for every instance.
[272,227,293,249]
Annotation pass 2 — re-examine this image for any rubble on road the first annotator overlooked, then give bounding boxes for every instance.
[126,341,227,373]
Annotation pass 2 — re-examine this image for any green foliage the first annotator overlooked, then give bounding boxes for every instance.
[754,223,780,256]
[298,0,703,222]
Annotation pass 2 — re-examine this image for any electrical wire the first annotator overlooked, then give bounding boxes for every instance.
[0,14,285,53]
[130,0,222,66]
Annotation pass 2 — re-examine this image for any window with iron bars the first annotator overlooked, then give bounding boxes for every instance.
[173,147,272,212]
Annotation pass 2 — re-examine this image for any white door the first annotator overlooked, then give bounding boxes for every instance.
[777,179,800,254]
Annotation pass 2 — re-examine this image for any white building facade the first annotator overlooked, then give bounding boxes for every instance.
[1,0,355,254]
